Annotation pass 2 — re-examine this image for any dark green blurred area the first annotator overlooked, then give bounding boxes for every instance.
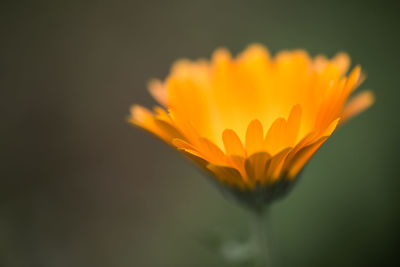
[1,0,399,266]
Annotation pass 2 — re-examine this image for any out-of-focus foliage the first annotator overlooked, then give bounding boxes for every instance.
[1,0,398,266]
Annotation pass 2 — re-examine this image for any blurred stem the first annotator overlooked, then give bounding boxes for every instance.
[250,208,270,267]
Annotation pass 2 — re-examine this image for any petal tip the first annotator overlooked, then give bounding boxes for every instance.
[341,90,375,123]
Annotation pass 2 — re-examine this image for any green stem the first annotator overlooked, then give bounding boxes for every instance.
[250,209,271,267]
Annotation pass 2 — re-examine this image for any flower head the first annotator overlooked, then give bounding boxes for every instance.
[130,44,374,210]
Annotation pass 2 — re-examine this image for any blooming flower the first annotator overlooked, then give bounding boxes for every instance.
[129,44,373,210]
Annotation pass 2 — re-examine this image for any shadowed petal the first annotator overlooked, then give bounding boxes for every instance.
[245,152,271,186]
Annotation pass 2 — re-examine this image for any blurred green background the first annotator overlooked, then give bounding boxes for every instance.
[1,0,399,266]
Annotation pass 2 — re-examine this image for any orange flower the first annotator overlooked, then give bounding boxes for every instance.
[129,44,374,209]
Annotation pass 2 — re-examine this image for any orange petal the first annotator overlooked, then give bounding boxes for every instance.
[169,109,202,147]
[246,120,264,156]
[179,149,208,171]
[179,148,208,167]
[282,130,320,173]
[130,105,153,126]
[341,90,374,124]
[130,105,173,142]
[173,138,197,151]
[148,79,168,106]
[153,117,186,141]
[314,54,328,71]
[222,129,246,156]
[320,117,340,137]
[153,106,171,122]
[286,104,302,146]
[174,138,222,174]
[197,138,226,165]
[343,65,361,97]
[226,155,247,180]
[265,147,292,183]
[264,117,286,155]
[332,52,350,75]
[237,43,271,68]
[166,73,213,144]
[287,137,328,178]
[212,48,232,65]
